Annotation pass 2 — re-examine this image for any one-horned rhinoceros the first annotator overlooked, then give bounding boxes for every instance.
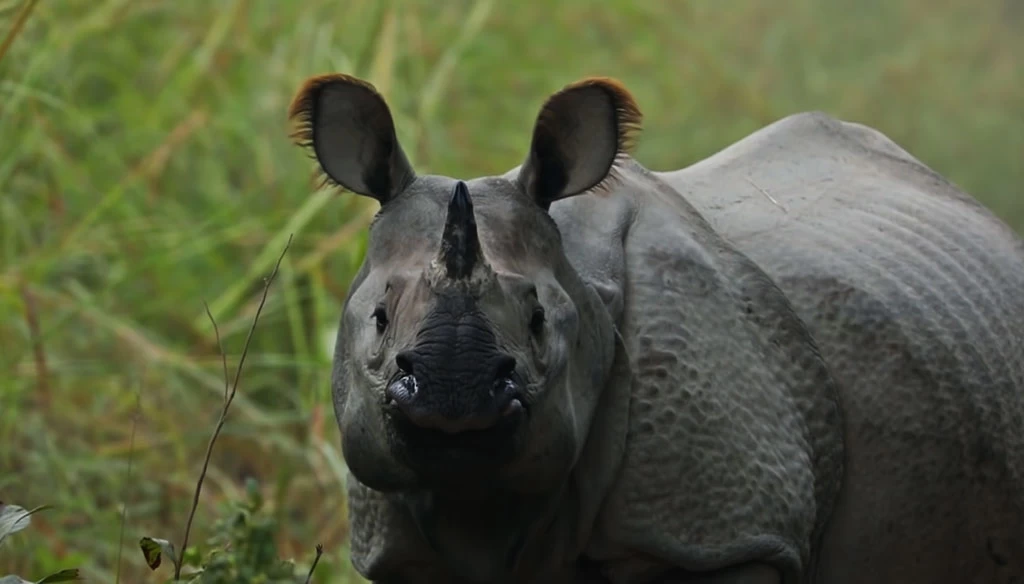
[286,73,1024,584]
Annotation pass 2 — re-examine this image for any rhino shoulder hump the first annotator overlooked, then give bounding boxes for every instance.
[587,192,844,582]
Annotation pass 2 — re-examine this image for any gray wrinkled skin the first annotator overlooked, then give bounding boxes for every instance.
[287,74,1024,584]
[656,112,1024,584]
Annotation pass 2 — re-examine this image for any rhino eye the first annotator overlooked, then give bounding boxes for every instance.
[372,303,389,333]
[529,306,546,336]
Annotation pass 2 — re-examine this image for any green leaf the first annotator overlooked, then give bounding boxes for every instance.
[139,536,179,572]
[0,503,49,547]
[36,570,82,583]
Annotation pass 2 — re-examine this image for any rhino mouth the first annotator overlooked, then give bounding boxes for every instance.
[383,373,530,467]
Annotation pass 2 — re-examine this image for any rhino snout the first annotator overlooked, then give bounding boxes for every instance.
[385,350,526,435]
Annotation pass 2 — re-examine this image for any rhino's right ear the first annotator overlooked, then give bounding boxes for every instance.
[288,74,415,204]
[518,77,642,210]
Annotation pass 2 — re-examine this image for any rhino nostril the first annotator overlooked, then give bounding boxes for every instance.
[396,351,416,375]
[386,375,418,405]
[494,354,517,380]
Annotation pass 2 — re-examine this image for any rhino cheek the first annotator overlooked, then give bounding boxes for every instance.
[340,381,418,491]
[504,314,614,492]
[500,391,581,493]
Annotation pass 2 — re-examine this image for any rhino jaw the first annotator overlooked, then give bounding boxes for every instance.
[383,386,530,477]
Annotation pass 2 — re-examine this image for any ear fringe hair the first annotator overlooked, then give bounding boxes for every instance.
[286,73,384,195]
[537,76,644,198]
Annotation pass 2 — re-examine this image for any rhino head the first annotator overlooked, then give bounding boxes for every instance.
[288,74,640,496]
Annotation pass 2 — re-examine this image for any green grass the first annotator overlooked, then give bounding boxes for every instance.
[0,0,1021,581]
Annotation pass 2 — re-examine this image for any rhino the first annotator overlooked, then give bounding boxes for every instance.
[286,73,1024,584]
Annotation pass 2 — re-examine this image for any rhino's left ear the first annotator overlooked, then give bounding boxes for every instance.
[518,77,642,210]
[288,74,415,204]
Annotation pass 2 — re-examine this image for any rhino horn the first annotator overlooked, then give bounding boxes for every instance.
[438,181,487,280]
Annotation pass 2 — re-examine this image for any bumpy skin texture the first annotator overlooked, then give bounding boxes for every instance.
[546,161,845,584]
[655,112,1024,583]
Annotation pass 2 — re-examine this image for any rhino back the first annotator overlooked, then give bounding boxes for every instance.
[660,112,1024,583]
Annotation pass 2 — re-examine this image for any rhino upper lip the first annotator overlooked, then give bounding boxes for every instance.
[378,375,526,468]
[382,372,530,416]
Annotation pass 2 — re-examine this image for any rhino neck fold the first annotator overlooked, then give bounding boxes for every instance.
[399,484,577,583]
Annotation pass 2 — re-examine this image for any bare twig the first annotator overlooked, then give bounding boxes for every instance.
[175,234,293,580]
[115,386,144,584]
[204,301,230,403]
[304,543,324,584]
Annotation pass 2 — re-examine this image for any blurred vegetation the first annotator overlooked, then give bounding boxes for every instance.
[138,479,324,584]
[0,0,1020,581]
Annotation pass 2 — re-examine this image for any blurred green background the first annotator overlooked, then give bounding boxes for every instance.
[1,0,1021,581]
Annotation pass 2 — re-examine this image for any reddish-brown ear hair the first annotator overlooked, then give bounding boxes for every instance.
[288,73,415,203]
[518,77,642,209]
